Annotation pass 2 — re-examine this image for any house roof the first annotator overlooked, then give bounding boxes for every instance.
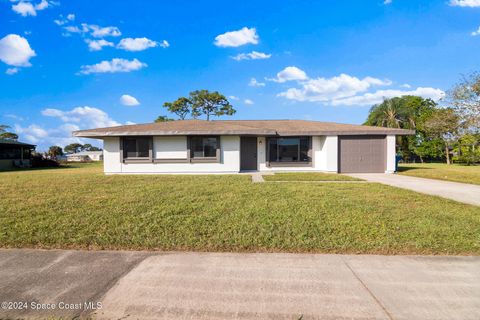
[73,119,415,137]
[0,139,36,147]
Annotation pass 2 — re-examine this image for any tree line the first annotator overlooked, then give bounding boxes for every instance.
[46,143,102,159]
[364,72,479,164]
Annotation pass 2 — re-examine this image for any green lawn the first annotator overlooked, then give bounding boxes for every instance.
[264,172,361,181]
[1,163,479,254]
[398,163,480,185]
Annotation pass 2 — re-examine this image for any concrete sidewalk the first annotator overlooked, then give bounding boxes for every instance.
[1,250,479,319]
[348,173,480,206]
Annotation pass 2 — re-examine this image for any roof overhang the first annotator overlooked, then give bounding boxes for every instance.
[73,129,278,138]
[275,130,415,136]
[74,129,415,138]
[72,120,416,138]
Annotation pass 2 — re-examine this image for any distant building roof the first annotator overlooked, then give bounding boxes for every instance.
[73,119,415,137]
[0,139,36,148]
[66,150,103,157]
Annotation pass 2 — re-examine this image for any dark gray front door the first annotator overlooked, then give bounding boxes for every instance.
[240,137,257,171]
[338,135,386,173]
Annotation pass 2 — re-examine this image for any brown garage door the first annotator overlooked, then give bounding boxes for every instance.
[338,135,386,173]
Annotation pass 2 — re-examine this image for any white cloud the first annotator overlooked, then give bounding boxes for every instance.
[42,106,121,128]
[268,66,308,83]
[41,108,64,118]
[13,106,126,150]
[249,78,265,87]
[14,122,87,148]
[232,51,271,61]
[117,37,158,51]
[12,2,36,16]
[384,0,392,4]
[471,26,480,36]
[244,99,254,105]
[78,58,147,75]
[58,123,80,133]
[14,123,48,143]
[228,95,239,100]
[4,114,24,121]
[85,39,114,51]
[0,34,36,67]
[120,94,140,106]
[11,0,52,17]
[86,24,121,38]
[214,27,259,47]
[54,19,66,26]
[6,67,19,75]
[35,0,49,10]
[54,13,75,26]
[276,71,443,106]
[330,87,445,106]
[63,25,82,33]
[449,0,480,7]
[400,83,412,88]
[62,23,121,38]
[159,40,169,48]
[363,76,393,86]
[278,74,392,102]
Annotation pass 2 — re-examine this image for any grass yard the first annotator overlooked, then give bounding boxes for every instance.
[398,163,480,185]
[264,172,361,181]
[1,163,479,255]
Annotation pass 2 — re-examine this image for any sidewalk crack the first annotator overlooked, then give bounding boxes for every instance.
[344,259,394,320]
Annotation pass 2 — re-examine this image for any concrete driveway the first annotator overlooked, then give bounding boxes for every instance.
[348,173,480,206]
[1,249,479,320]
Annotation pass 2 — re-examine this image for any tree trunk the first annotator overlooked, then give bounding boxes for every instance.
[445,143,450,165]
[206,113,210,121]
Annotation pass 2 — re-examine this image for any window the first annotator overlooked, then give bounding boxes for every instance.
[123,137,151,159]
[267,137,311,164]
[189,136,219,160]
[0,145,22,159]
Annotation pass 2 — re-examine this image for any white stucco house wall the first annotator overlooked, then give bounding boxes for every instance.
[73,120,413,174]
[66,150,103,162]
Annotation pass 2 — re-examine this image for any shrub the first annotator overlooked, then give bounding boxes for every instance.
[31,155,60,168]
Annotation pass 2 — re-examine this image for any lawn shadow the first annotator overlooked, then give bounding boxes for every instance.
[397,165,434,172]
[0,163,98,173]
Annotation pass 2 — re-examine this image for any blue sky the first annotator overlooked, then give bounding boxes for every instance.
[1,0,480,150]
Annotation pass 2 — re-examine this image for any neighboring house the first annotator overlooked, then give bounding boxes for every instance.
[66,150,103,162]
[0,139,36,170]
[73,120,414,174]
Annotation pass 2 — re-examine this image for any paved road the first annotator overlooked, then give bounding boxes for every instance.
[1,250,479,320]
[348,173,480,206]
[0,249,151,319]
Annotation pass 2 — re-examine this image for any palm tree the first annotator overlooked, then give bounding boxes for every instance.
[365,98,403,128]
[382,99,402,128]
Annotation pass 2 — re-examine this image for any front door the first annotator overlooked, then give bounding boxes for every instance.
[240,137,258,171]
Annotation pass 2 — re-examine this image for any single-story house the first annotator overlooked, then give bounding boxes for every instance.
[0,139,36,170]
[66,150,103,162]
[73,120,414,174]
